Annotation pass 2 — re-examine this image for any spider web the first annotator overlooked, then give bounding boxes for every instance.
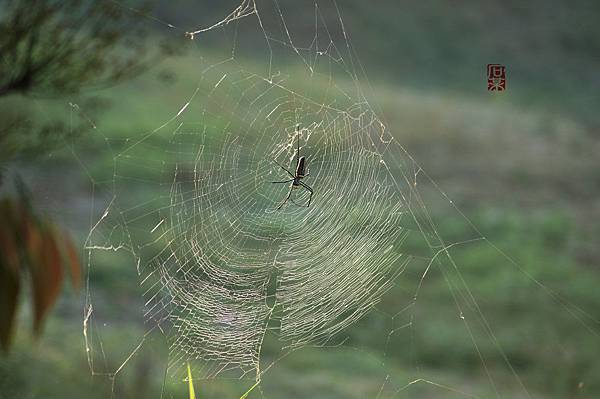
[79,1,599,397]
[154,114,407,378]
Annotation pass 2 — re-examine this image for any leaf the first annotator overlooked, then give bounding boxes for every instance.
[0,212,20,272]
[185,362,258,399]
[187,362,196,399]
[28,225,64,336]
[0,229,21,352]
[62,234,81,291]
[239,380,260,399]
[0,264,20,352]
[0,192,81,349]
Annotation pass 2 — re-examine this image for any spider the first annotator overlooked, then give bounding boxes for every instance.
[271,125,314,209]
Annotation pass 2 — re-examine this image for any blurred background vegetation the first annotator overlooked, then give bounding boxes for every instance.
[0,0,599,398]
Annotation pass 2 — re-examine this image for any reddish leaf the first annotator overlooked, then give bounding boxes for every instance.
[0,195,80,348]
[0,264,20,352]
[0,229,21,352]
[0,200,17,235]
[24,214,42,262]
[63,234,81,291]
[28,225,64,336]
[0,225,20,273]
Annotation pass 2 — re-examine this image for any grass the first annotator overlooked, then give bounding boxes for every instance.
[2,204,594,398]
[186,363,259,399]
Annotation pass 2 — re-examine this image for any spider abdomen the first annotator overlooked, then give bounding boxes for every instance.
[296,156,306,178]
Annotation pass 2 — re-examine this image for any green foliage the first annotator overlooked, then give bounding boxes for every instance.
[186,364,260,399]
[0,0,154,96]
[187,363,196,399]
[0,0,184,164]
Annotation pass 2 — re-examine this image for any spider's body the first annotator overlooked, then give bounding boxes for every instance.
[294,156,307,180]
[271,126,313,209]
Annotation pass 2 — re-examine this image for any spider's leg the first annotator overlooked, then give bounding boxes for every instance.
[299,181,313,192]
[296,126,301,169]
[272,159,295,178]
[305,189,313,208]
[271,179,294,184]
[276,186,294,210]
[299,181,314,207]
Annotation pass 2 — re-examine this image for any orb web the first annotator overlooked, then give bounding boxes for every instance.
[82,0,468,385]
[137,90,410,377]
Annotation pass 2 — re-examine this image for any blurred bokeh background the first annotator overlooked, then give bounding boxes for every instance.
[1,0,599,398]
